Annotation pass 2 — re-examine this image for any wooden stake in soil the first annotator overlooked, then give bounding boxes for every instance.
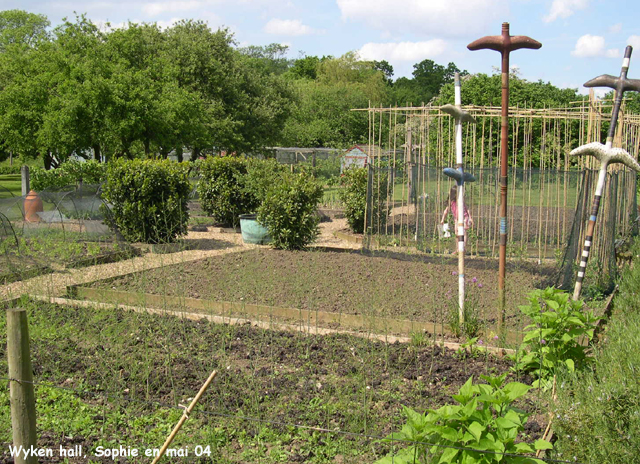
[468,23,541,330]
[151,370,218,464]
[7,308,38,464]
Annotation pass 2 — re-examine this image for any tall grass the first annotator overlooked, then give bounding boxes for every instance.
[552,238,640,463]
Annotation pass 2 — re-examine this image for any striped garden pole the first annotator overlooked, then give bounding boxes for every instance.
[571,45,640,300]
[441,72,476,324]
[443,168,476,324]
[468,23,541,329]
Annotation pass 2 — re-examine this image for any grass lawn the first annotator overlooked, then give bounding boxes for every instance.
[0,174,21,199]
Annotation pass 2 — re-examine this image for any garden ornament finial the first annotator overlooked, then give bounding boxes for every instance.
[570,45,640,301]
[467,23,541,328]
[442,73,476,325]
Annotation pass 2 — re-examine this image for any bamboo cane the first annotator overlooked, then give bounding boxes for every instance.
[151,370,218,464]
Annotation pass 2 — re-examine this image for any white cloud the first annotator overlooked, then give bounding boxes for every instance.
[609,23,622,34]
[543,0,588,23]
[264,18,318,36]
[628,35,640,50]
[155,17,183,29]
[142,0,208,16]
[358,40,447,62]
[336,0,504,38]
[571,35,618,58]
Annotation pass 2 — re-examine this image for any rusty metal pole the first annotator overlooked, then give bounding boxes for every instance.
[468,23,541,331]
[570,45,640,300]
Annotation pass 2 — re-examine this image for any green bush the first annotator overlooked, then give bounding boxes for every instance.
[512,287,597,389]
[257,172,323,250]
[552,239,640,463]
[243,158,288,204]
[197,157,258,227]
[338,166,388,234]
[101,159,190,243]
[0,165,21,175]
[338,167,367,233]
[31,160,107,191]
[376,374,551,464]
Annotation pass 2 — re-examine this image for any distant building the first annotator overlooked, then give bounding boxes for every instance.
[341,145,371,172]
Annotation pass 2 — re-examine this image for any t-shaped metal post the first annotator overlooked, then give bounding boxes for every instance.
[467,23,541,330]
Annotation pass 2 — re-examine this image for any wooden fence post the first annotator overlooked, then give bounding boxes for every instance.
[7,308,38,464]
[20,166,30,197]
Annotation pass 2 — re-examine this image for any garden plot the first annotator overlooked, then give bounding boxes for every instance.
[81,248,558,340]
[0,229,140,284]
[0,300,546,464]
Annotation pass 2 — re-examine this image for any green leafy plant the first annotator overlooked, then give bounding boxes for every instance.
[242,158,288,205]
[338,166,388,234]
[376,374,551,464]
[512,287,598,388]
[338,167,367,233]
[257,172,323,250]
[552,238,640,463]
[101,159,190,243]
[447,278,485,339]
[197,157,258,227]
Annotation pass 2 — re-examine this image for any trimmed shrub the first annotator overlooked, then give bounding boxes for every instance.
[197,157,258,227]
[338,166,388,234]
[0,165,21,175]
[31,160,107,191]
[243,158,288,204]
[101,159,190,243]
[257,172,323,250]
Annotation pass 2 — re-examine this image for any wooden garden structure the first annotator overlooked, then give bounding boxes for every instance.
[361,92,640,290]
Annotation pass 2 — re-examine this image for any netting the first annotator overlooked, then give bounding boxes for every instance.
[556,168,638,293]
[0,184,122,283]
[366,164,588,260]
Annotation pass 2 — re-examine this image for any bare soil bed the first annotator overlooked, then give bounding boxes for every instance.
[0,301,545,464]
[88,248,557,330]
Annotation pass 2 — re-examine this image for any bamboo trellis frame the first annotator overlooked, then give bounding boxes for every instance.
[362,95,640,264]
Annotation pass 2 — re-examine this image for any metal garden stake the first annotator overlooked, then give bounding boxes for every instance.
[441,72,476,325]
[570,45,640,300]
[467,22,541,329]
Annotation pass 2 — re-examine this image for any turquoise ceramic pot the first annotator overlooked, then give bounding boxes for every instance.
[239,214,271,244]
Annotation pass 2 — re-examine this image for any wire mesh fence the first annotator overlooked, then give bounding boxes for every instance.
[0,184,131,285]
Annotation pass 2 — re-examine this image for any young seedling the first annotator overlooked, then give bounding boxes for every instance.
[570,45,640,300]
[441,73,477,325]
[467,23,541,328]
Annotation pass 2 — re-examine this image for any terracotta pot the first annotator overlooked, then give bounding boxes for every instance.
[24,190,43,223]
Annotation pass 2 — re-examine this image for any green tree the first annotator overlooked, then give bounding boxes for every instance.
[287,55,321,80]
[0,9,49,50]
[281,52,387,147]
[411,59,467,104]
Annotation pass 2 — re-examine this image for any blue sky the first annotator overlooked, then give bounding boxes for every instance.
[3,0,640,96]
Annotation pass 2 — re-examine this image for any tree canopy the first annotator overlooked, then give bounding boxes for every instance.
[0,10,598,161]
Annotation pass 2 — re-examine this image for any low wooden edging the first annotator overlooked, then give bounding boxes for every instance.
[34,294,514,354]
[332,230,363,244]
[67,285,517,354]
